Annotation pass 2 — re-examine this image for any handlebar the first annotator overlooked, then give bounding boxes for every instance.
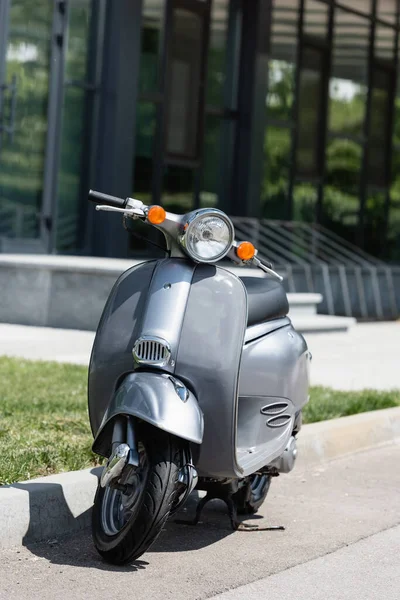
[88,189,127,209]
[88,188,283,280]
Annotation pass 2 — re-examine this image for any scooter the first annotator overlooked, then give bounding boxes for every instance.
[87,189,310,565]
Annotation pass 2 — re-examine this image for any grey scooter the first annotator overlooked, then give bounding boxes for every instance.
[87,189,310,565]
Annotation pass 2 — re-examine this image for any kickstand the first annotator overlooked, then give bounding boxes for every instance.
[175,488,285,532]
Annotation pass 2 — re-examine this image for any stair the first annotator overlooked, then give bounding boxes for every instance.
[288,293,356,333]
[226,267,356,334]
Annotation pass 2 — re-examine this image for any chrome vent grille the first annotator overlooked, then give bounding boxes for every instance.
[267,414,292,428]
[133,337,171,365]
[261,401,289,416]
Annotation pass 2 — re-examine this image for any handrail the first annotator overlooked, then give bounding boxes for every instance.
[231,217,385,267]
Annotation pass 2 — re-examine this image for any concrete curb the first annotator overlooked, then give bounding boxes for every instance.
[1,407,400,550]
[0,468,101,550]
[296,406,400,468]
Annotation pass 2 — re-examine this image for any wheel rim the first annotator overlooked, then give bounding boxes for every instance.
[249,474,270,503]
[101,443,149,536]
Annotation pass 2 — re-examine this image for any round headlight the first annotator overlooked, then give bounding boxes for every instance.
[181,210,235,263]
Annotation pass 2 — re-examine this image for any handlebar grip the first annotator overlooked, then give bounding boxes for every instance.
[88,189,127,208]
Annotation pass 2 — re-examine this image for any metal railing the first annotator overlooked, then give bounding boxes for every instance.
[231,217,400,320]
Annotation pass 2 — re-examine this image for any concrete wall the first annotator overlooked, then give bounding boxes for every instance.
[0,255,267,331]
[0,255,132,331]
[0,254,343,333]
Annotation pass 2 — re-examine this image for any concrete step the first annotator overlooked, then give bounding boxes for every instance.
[287,293,356,333]
[287,293,322,317]
[291,314,356,334]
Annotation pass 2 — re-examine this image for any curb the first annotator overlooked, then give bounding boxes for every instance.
[0,467,101,550]
[296,406,400,468]
[1,407,400,550]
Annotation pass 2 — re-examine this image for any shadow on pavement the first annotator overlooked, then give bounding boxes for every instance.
[13,480,262,570]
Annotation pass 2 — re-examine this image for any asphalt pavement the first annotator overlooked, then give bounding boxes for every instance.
[1,442,399,600]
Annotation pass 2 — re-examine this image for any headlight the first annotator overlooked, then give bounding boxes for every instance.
[180,209,235,263]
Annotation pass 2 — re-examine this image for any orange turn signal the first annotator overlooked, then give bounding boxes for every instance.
[237,241,255,261]
[147,205,166,225]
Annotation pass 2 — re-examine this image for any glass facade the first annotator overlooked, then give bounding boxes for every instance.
[0,0,400,263]
[262,0,400,262]
[0,1,52,242]
[56,0,100,253]
[133,0,236,226]
[0,0,103,252]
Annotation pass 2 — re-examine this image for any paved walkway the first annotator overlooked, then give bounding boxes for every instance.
[1,443,399,600]
[305,321,400,390]
[0,321,398,390]
[0,323,94,366]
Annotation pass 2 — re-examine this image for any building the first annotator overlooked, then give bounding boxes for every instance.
[0,0,399,264]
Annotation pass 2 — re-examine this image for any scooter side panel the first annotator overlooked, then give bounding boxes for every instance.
[236,395,295,475]
[239,323,309,404]
[88,260,158,435]
[175,265,247,479]
[237,323,310,474]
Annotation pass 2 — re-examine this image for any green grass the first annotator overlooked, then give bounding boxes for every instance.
[0,357,101,486]
[303,387,400,424]
[0,357,399,485]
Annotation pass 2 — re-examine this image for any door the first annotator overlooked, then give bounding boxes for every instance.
[0,0,53,252]
[53,0,106,254]
[0,0,104,254]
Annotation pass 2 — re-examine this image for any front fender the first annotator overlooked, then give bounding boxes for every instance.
[92,372,204,457]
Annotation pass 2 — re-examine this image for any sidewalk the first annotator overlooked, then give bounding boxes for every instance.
[0,321,399,390]
[306,321,400,390]
[0,324,93,366]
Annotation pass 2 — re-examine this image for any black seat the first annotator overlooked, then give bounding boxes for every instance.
[240,277,289,327]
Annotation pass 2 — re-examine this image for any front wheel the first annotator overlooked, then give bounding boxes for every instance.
[92,424,183,565]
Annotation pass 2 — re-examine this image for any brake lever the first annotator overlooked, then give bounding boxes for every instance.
[253,257,283,281]
[95,205,146,218]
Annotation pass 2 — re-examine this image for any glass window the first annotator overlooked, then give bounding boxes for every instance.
[166,7,205,159]
[392,60,400,146]
[57,0,94,253]
[296,45,325,178]
[388,147,400,261]
[375,23,396,62]
[206,0,229,107]
[363,188,387,257]
[262,126,292,219]
[133,102,157,204]
[0,1,52,241]
[377,0,398,25]
[322,138,362,244]
[328,9,370,138]
[386,201,400,262]
[139,0,164,95]
[303,0,329,40]
[292,182,318,222]
[162,165,195,213]
[266,0,299,123]
[339,1,372,14]
[367,66,395,187]
[200,115,222,208]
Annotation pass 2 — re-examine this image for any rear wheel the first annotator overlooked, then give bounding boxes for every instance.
[233,474,271,515]
[92,424,183,565]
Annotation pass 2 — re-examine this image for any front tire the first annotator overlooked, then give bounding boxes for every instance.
[92,424,183,565]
